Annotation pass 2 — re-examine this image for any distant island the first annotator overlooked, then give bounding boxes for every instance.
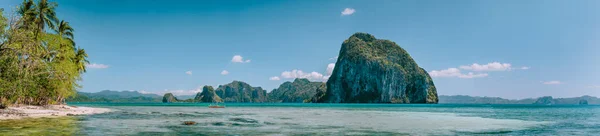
[439,95,597,105]
[66,82,598,105]
[66,90,162,103]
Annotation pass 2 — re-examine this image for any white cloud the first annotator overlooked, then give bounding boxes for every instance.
[221,70,229,75]
[431,62,528,79]
[329,56,338,60]
[542,81,562,85]
[231,55,251,63]
[459,62,512,71]
[341,8,356,16]
[281,69,326,81]
[185,71,192,75]
[86,63,109,69]
[269,76,280,81]
[429,68,462,77]
[326,63,335,75]
[458,72,489,78]
[429,68,488,78]
[272,62,335,82]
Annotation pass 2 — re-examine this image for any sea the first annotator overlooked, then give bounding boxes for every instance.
[0,103,598,136]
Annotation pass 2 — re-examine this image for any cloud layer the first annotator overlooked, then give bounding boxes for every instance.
[281,70,327,81]
[185,71,192,75]
[86,63,109,69]
[542,81,562,85]
[429,68,489,78]
[430,62,527,78]
[272,63,336,82]
[459,62,512,71]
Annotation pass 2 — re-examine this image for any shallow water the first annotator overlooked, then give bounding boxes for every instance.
[1,103,599,135]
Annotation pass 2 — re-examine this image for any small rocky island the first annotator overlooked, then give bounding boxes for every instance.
[162,81,268,103]
[195,86,222,103]
[318,33,438,103]
[215,81,269,102]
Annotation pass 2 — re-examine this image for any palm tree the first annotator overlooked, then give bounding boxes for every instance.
[35,0,58,34]
[56,20,74,46]
[17,0,37,28]
[74,48,88,73]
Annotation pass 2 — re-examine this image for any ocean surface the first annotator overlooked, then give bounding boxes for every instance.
[1,103,599,136]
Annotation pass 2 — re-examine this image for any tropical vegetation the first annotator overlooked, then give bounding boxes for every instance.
[0,0,87,106]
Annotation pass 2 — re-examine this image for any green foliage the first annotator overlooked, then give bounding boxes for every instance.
[195,85,222,103]
[0,0,87,106]
[162,93,178,103]
[214,81,268,103]
[269,78,324,103]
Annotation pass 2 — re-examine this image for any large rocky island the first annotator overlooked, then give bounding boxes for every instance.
[318,33,438,103]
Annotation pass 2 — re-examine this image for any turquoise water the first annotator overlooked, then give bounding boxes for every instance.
[8,103,600,135]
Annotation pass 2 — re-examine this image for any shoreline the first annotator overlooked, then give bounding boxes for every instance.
[0,105,111,120]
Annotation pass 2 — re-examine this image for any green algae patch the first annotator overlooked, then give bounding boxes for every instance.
[0,117,80,135]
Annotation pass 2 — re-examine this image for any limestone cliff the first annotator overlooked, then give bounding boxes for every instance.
[319,32,438,103]
[162,93,178,103]
[268,78,325,103]
[215,81,268,102]
[194,86,222,103]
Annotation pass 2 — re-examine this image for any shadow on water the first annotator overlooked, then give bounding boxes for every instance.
[0,117,80,135]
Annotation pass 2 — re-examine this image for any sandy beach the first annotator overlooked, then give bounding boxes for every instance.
[0,105,110,120]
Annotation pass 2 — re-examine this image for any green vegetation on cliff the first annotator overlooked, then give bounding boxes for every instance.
[321,32,438,103]
[214,81,268,103]
[162,93,178,103]
[161,93,195,103]
[195,86,222,103]
[268,78,324,103]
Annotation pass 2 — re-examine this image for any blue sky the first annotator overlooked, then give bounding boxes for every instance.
[1,0,598,99]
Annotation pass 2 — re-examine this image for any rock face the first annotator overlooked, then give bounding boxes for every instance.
[162,93,178,103]
[319,33,438,103]
[268,78,325,103]
[311,84,328,103]
[579,99,589,105]
[215,81,268,102]
[195,86,222,103]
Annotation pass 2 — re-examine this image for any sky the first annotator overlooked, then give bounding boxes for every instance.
[1,0,598,99]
